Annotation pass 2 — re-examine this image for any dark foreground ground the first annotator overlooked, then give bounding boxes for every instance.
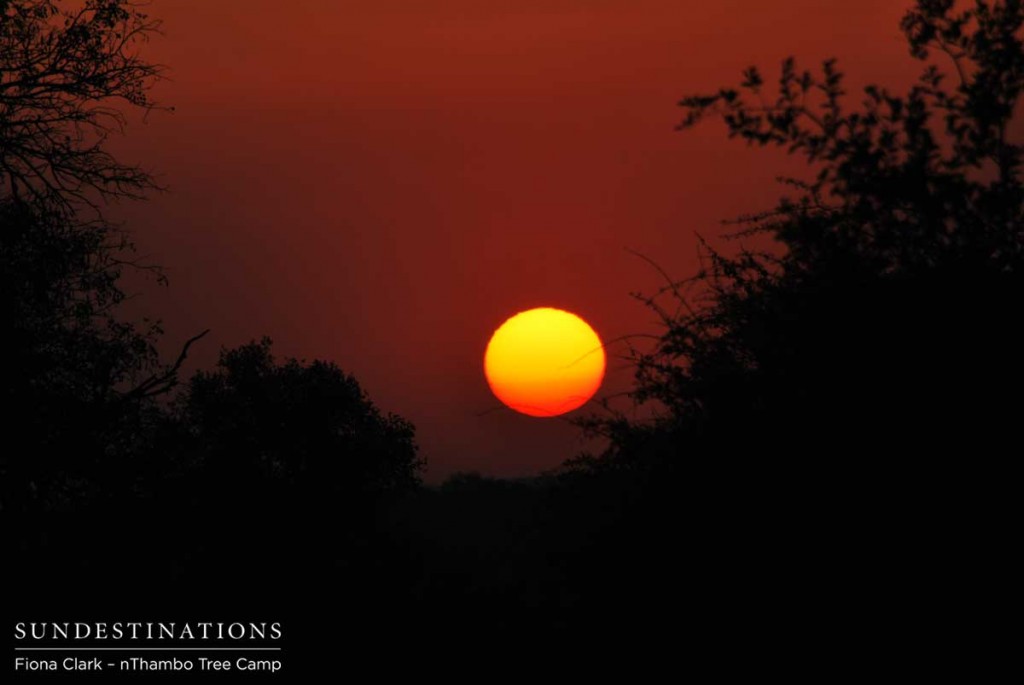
[5,455,1008,681]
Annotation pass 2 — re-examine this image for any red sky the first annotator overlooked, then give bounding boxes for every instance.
[114,0,924,479]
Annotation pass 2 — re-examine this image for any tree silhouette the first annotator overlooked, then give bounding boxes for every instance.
[0,199,163,511]
[565,0,1022,647]
[0,0,163,213]
[581,0,1023,470]
[0,1,178,512]
[179,338,422,506]
[157,339,423,595]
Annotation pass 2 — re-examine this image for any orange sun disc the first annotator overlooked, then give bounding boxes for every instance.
[484,307,606,417]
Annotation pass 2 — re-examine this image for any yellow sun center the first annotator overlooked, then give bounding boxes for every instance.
[484,307,605,417]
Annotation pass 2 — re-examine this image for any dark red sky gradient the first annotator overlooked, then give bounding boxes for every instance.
[112,1,925,479]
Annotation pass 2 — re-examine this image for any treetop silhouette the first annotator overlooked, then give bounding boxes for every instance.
[179,338,423,501]
[579,0,1024,468]
[0,0,164,215]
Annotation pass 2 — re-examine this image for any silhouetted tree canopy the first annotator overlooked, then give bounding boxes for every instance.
[0,1,176,512]
[559,5,1022,646]
[0,199,163,510]
[2,2,424,521]
[580,0,1024,472]
[533,8,1024,653]
[179,338,423,505]
[0,0,163,213]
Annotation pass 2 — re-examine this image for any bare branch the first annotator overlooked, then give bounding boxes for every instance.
[123,329,211,400]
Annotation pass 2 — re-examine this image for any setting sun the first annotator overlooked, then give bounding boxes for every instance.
[484,307,606,417]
